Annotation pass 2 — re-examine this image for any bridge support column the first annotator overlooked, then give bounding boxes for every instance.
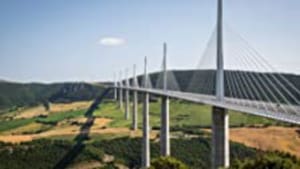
[114,87,117,100]
[125,89,130,120]
[160,96,170,156]
[212,106,229,169]
[132,90,138,130]
[119,87,123,110]
[142,92,150,168]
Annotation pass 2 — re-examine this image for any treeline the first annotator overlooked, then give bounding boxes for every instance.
[93,137,257,169]
[0,139,104,169]
[230,151,300,169]
[0,82,106,110]
[0,137,299,169]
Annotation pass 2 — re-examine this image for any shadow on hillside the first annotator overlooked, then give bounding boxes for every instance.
[53,88,111,169]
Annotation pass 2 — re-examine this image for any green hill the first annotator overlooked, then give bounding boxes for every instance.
[134,70,300,104]
[0,82,106,111]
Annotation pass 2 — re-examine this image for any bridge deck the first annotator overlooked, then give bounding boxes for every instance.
[114,86,300,125]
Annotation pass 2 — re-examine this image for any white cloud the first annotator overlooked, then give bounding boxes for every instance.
[98,37,126,46]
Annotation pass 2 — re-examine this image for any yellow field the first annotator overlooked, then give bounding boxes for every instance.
[0,114,159,144]
[230,126,300,157]
[14,101,92,119]
[2,122,45,135]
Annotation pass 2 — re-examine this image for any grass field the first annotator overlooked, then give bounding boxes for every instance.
[0,109,86,134]
[0,118,36,132]
[0,99,280,134]
[93,100,277,129]
[36,109,86,124]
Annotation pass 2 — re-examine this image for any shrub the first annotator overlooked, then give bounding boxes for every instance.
[150,157,189,169]
[230,151,300,169]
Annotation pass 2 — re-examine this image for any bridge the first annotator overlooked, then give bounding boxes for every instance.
[109,0,300,168]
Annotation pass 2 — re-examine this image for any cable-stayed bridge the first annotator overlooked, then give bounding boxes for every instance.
[109,0,300,168]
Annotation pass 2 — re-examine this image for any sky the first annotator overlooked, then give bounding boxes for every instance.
[0,0,300,83]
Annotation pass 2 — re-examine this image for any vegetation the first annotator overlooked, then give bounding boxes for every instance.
[0,136,298,169]
[36,109,85,125]
[0,81,106,110]
[0,139,104,169]
[0,109,87,133]
[0,118,35,132]
[0,82,299,169]
[93,100,278,129]
[230,151,300,169]
[150,157,189,169]
[91,137,257,169]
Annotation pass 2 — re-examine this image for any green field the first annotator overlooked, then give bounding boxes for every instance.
[36,110,86,124]
[0,109,86,133]
[93,99,278,129]
[0,118,36,132]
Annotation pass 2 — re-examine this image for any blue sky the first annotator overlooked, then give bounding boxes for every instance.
[0,0,299,82]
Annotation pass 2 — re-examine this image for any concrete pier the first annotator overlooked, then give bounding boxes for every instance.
[132,90,138,130]
[212,106,229,169]
[160,96,170,156]
[125,70,130,120]
[114,87,117,100]
[114,73,117,100]
[118,86,123,110]
[132,65,138,130]
[125,88,130,120]
[212,0,229,168]
[142,92,150,167]
[160,43,170,156]
[142,57,150,168]
[118,81,123,111]
[118,72,124,110]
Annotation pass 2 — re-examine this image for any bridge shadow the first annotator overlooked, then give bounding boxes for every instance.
[53,88,110,169]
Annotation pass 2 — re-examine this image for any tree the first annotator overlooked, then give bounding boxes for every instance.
[150,157,189,169]
[230,151,300,169]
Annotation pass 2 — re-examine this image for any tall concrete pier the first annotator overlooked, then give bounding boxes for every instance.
[160,96,170,156]
[118,71,123,110]
[132,65,138,130]
[125,69,130,120]
[160,43,170,156]
[212,0,229,168]
[114,73,118,100]
[212,107,229,168]
[142,57,150,168]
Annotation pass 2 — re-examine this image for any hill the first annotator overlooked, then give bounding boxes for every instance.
[134,70,300,104]
[1,69,300,111]
[0,82,107,111]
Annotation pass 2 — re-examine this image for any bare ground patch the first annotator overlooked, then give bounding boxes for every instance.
[229,127,300,157]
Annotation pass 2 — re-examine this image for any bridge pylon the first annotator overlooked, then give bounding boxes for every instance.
[160,43,170,156]
[125,69,130,120]
[118,71,124,110]
[212,0,229,168]
[132,64,138,130]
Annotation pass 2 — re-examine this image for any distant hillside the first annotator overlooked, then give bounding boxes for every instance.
[0,82,107,110]
[1,70,300,111]
[134,70,300,104]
